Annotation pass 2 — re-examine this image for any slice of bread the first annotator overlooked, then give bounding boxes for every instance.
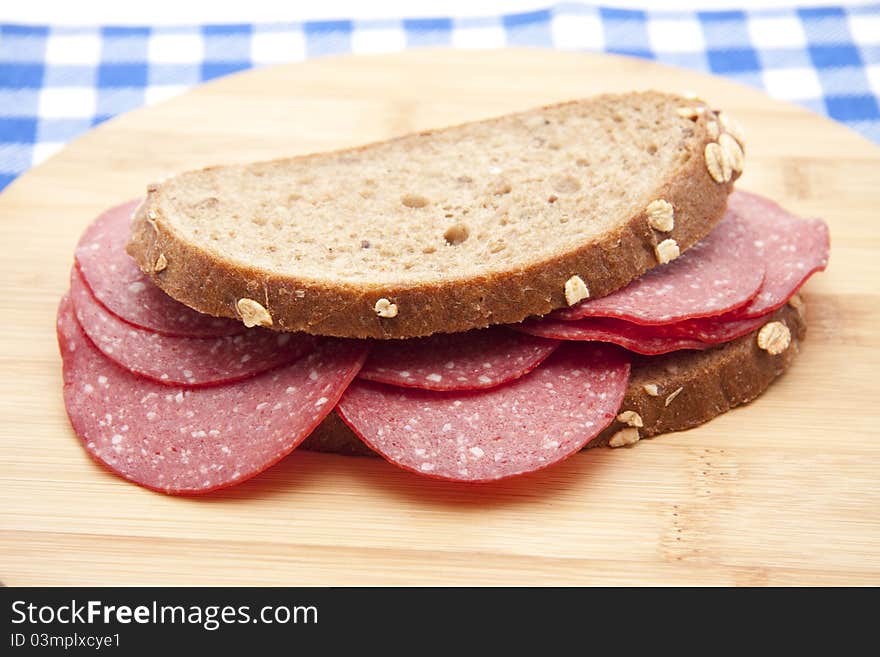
[301,300,806,456]
[128,92,738,339]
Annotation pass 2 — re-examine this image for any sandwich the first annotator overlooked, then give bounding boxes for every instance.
[56,92,830,494]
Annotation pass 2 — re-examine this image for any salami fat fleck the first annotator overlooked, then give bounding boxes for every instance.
[514,318,709,355]
[70,268,319,386]
[74,200,243,337]
[358,327,559,391]
[728,190,830,318]
[57,294,368,494]
[554,210,765,324]
[337,343,630,482]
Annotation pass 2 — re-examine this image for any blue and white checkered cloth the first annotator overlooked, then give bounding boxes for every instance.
[2,3,879,192]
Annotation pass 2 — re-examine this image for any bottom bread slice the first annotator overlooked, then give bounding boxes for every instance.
[301,300,806,457]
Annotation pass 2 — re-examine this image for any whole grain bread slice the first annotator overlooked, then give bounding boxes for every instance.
[302,300,806,456]
[128,91,741,339]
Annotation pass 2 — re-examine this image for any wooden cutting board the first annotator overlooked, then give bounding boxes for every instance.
[1,50,878,586]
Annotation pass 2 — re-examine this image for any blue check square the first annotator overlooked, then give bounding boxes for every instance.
[44,65,96,87]
[697,10,752,50]
[101,27,151,63]
[799,7,852,46]
[503,10,554,47]
[303,20,353,57]
[203,25,252,62]
[0,34,48,63]
[37,118,93,142]
[1,63,44,88]
[809,44,862,68]
[707,47,761,73]
[825,94,879,121]
[0,117,37,142]
[600,8,650,53]
[403,18,453,47]
[98,63,148,87]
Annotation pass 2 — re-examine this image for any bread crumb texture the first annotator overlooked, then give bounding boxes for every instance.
[149,93,710,286]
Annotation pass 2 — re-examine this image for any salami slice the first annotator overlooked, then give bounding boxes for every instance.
[74,200,243,337]
[514,318,709,355]
[337,343,630,482]
[516,306,776,353]
[57,294,368,494]
[554,210,765,324]
[358,327,559,391]
[645,312,770,343]
[70,268,319,386]
[728,190,830,318]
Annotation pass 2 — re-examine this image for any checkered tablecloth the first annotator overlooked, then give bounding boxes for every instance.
[1,3,878,191]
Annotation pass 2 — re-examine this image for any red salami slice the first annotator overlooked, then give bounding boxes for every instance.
[358,327,559,391]
[70,268,319,387]
[74,200,243,337]
[57,294,368,494]
[728,190,830,318]
[516,306,776,353]
[337,344,630,482]
[646,312,770,343]
[554,210,764,324]
[514,318,709,355]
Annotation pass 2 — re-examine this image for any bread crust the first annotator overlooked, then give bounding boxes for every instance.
[128,93,737,339]
[301,302,806,456]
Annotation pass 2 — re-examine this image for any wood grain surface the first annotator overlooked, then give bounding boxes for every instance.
[1,50,878,586]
